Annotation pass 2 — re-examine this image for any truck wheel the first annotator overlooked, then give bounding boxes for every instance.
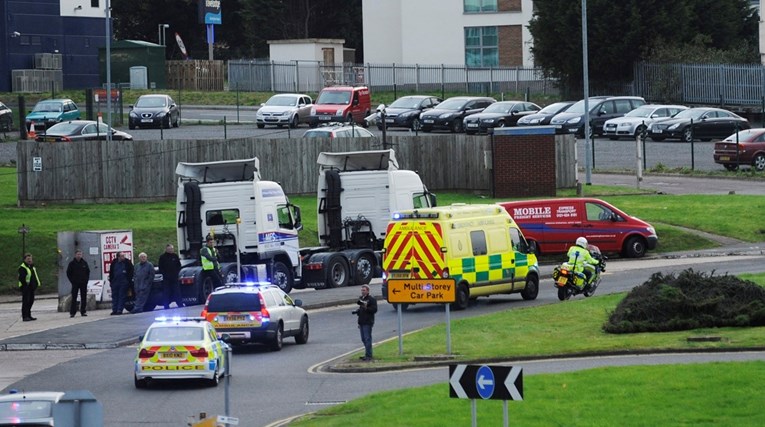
[199,275,216,305]
[324,255,349,288]
[622,236,646,258]
[354,254,375,285]
[451,284,469,310]
[520,275,539,300]
[272,262,293,294]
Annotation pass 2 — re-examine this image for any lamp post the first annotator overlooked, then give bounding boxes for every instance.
[105,0,112,142]
[158,24,169,46]
[582,0,591,185]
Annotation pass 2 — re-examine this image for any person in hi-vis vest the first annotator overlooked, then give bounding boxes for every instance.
[18,253,39,321]
[200,236,222,289]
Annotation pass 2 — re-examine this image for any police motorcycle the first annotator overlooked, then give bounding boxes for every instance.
[552,244,606,301]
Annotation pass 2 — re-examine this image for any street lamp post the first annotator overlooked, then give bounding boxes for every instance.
[158,24,169,46]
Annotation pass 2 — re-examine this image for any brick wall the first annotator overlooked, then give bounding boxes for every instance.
[498,25,523,67]
[498,0,522,12]
[492,133,557,198]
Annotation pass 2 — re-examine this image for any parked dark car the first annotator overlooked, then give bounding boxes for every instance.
[376,95,442,130]
[462,101,541,134]
[550,96,645,137]
[0,101,12,132]
[516,101,575,127]
[128,94,180,129]
[34,120,133,142]
[647,107,750,143]
[713,128,765,171]
[419,96,495,133]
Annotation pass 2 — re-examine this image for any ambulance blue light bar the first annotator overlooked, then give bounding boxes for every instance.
[392,211,439,220]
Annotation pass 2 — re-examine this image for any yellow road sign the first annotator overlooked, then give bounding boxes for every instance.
[386,278,456,304]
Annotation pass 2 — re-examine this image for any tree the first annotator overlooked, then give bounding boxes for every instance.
[528,0,758,97]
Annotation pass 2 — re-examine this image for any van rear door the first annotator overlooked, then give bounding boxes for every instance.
[383,221,445,279]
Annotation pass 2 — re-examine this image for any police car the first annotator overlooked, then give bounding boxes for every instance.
[201,283,309,351]
[134,317,228,389]
[0,391,64,426]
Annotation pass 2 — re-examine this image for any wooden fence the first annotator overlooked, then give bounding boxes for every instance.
[16,134,574,205]
[166,60,225,91]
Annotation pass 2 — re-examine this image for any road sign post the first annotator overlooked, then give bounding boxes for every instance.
[386,278,456,355]
[449,364,523,427]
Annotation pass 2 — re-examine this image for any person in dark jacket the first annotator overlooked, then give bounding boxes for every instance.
[354,284,378,361]
[158,244,183,309]
[108,252,134,315]
[66,249,90,318]
[18,253,39,321]
[130,252,155,314]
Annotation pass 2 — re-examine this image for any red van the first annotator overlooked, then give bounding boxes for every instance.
[308,86,372,127]
[498,198,657,258]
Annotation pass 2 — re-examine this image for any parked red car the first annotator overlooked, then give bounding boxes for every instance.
[713,129,765,171]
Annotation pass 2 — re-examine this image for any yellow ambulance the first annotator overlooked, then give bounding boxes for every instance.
[381,204,539,310]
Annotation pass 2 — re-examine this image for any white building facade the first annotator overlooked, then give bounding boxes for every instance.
[362,0,535,67]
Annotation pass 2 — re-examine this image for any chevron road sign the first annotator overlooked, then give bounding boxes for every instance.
[449,364,523,401]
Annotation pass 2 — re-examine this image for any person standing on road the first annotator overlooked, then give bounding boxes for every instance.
[66,249,90,318]
[131,252,155,314]
[109,252,133,315]
[158,244,183,309]
[18,253,39,322]
[354,284,377,361]
[200,236,222,289]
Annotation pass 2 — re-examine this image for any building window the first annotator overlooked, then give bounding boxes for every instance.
[91,0,100,7]
[465,27,498,67]
[464,0,497,13]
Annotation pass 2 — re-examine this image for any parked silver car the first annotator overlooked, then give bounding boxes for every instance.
[256,93,313,129]
[603,104,688,139]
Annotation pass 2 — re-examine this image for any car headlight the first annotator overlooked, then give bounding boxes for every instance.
[647,226,656,235]
[484,119,495,123]
[156,111,167,118]
[619,122,630,128]
[400,111,416,118]
[129,111,138,117]
[528,118,541,124]
[255,111,263,118]
[566,117,581,124]
[668,123,681,130]
[310,107,316,115]
[279,111,291,116]
[439,113,454,119]
[336,109,344,116]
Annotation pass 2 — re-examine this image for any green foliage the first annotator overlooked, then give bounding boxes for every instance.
[604,269,765,333]
[529,0,758,96]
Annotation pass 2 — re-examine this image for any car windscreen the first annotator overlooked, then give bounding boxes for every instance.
[146,326,204,342]
[482,103,512,114]
[207,292,261,312]
[539,102,571,114]
[303,130,333,138]
[33,102,62,112]
[389,97,422,109]
[434,99,468,111]
[316,91,351,105]
[0,400,54,422]
[723,129,759,141]
[266,95,298,107]
[624,106,653,118]
[135,97,167,108]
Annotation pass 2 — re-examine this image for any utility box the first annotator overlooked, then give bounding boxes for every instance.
[57,230,134,309]
[129,66,148,89]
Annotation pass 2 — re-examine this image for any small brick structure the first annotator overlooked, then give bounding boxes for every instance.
[491,126,558,198]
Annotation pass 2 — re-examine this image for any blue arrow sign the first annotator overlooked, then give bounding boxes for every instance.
[476,365,495,399]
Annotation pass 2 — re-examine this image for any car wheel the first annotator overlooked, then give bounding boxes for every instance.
[451,119,463,133]
[623,236,647,258]
[271,323,284,351]
[753,153,765,171]
[451,283,469,310]
[290,115,299,129]
[208,369,220,387]
[173,115,180,128]
[163,117,171,129]
[634,125,646,139]
[134,374,147,389]
[411,118,422,131]
[682,127,693,143]
[272,261,293,294]
[325,255,350,288]
[295,316,309,344]
[361,111,370,128]
[257,123,265,129]
[497,120,506,128]
[354,253,375,285]
[520,274,539,301]
[723,164,739,172]
[346,113,354,124]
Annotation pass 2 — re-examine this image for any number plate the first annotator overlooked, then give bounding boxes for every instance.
[141,119,153,123]
[654,129,662,134]
[162,352,184,358]
[556,276,568,286]
[386,118,394,123]
[226,314,246,322]
[423,119,434,124]
[390,272,410,279]
[720,156,730,161]
[467,123,478,128]
[319,116,331,121]
[45,137,57,142]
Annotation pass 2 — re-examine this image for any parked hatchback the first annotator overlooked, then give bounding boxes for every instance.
[376,95,442,131]
[603,104,687,140]
[713,128,765,171]
[0,101,12,132]
[463,100,541,134]
[201,283,309,350]
[419,96,496,133]
[256,93,313,129]
[550,96,645,137]
[128,94,180,129]
[302,123,374,139]
[25,98,80,132]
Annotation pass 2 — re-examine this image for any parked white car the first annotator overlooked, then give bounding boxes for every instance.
[256,93,313,129]
[603,104,687,139]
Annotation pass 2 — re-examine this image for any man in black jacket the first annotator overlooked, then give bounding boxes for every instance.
[66,249,90,318]
[354,284,378,361]
[158,244,183,309]
[108,252,134,315]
